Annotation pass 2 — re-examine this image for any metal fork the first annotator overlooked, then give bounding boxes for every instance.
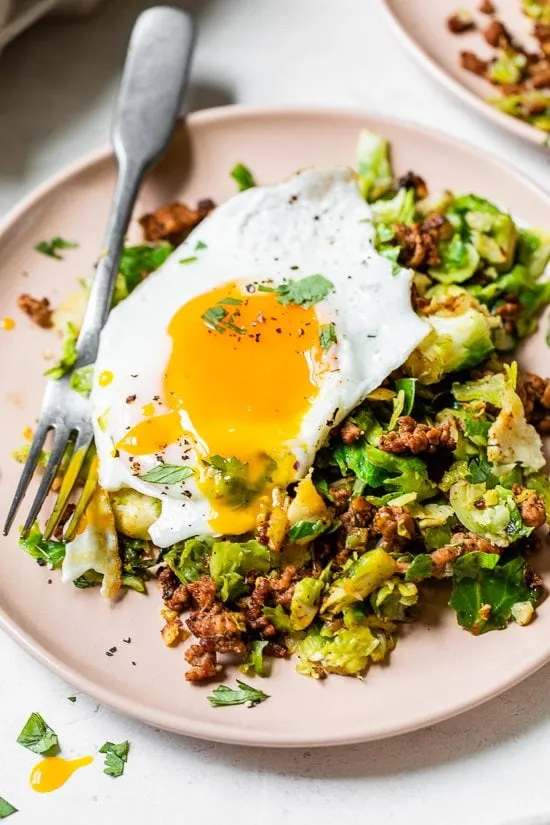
[3,6,196,540]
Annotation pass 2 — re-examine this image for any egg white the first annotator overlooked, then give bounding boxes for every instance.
[91,167,429,547]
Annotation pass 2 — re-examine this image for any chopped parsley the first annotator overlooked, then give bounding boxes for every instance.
[201,303,245,335]
[272,275,334,308]
[179,256,198,265]
[230,163,256,191]
[34,236,78,260]
[195,240,207,250]
[118,243,173,294]
[0,798,16,819]
[99,740,130,778]
[319,323,337,351]
[207,679,269,707]
[67,696,77,703]
[140,465,194,484]
[16,712,59,756]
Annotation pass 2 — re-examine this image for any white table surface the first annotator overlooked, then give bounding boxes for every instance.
[1,1,550,823]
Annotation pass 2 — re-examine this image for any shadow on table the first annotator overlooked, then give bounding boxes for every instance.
[155,658,550,779]
[0,0,232,183]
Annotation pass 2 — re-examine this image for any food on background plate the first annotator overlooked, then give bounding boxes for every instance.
[14,129,550,688]
[448,1,550,133]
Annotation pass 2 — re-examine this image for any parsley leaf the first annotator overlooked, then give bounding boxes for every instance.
[466,456,499,489]
[67,696,77,703]
[195,240,207,250]
[0,798,17,819]
[118,243,173,294]
[319,323,337,351]
[218,296,242,306]
[35,237,78,259]
[201,305,227,332]
[140,465,194,484]
[230,163,256,191]
[99,741,130,778]
[275,275,334,308]
[405,553,433,582]
[207,679,269,707]
[179,256,198,265]
[19,524,65,568]
[17,712,59,756]
[449,553,541,634]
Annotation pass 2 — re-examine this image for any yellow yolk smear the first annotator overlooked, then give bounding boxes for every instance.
[118,281,323,534]
[30,755,93,793]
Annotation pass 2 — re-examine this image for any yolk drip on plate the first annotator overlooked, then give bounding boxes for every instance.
[29,755,93,793]
[117,281,325,533]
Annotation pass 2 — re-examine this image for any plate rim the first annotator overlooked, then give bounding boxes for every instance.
[377,0,550,150]
[1,103,550,747]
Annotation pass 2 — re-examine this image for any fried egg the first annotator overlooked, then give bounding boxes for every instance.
[91,167,428,547]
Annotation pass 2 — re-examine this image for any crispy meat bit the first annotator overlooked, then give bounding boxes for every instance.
[513,484,547,529]
[187,603,247,656]
[530,66,550,88]
[461,50,490,76]
[17,294,53,328]
[140,199,215,244]
[373,506,416,548]
[398,171,429,199]
[184,643,222,682]
[483,19,511,47]
[158,567,190,613]
[238,577,277,636]
[328,483,352,514]
[447,11,475,33]
[494,297,520,335]
[517,370,550,435]
[271,565,297,609]
[479,0,495,14]
[340,419,364,444]
[341,496,375,533]
[393,214,451,271]
[378,416,456,455]
[187,575,217,610]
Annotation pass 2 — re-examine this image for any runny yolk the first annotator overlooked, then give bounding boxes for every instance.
[30,755,93,793]
[117,281,324,533]
[99,370,114,387]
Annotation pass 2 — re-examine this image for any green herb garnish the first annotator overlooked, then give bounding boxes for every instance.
[179,256,198,265]
[195,240,207,250]
[118,243,173,294]
[16,712,59,756]
[99,741,130,778]
[319,323,337,352]
[67,696,77,703]
[140,465,194,484]
[0,798,17,819]
[275,274,334,308]
[35,237,78,260]
[207,679,269,707]
[405,554,433,582]
[230,163,256,191]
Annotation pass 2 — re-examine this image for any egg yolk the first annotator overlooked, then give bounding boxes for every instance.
[117,281,324,533]
[99,370,114,387]
[30,755,93,793]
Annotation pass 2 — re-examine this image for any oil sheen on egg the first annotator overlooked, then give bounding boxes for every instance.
[91,167,428,547]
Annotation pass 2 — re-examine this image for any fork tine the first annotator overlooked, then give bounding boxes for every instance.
[21,427,70,538]
[43,434,94,541]
[3,421,51,536]
[63,454,99,542]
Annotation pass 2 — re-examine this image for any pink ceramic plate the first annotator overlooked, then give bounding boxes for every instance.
[380,0,550,148]
[1,106,549,747]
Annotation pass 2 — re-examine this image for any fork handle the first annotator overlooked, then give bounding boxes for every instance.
[75,6,196,368]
